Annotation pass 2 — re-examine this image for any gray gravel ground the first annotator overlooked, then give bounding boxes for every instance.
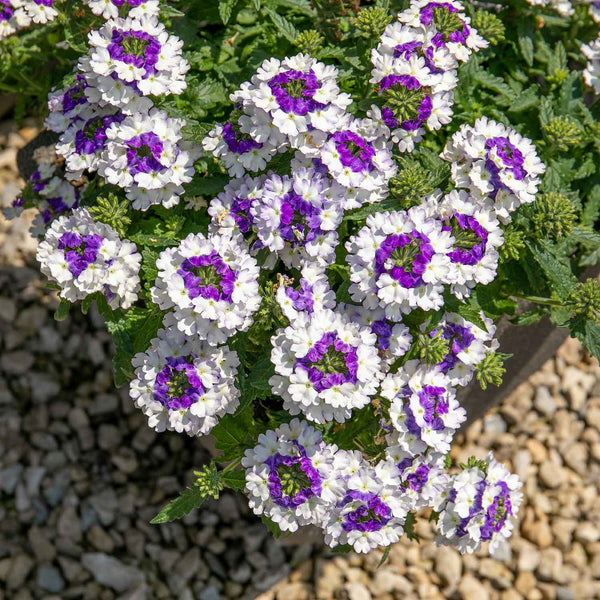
[1,120,599,600]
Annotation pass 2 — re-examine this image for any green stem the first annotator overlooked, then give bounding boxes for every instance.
[222,456,242,473]
[511,294,563,307]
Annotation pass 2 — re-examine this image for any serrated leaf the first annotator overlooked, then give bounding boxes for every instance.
[264,7,297,42]
[211,401,255,460]
[222,470,246,491]
[510,309,545,326]
[508,85,539,113]
[151,486,209,524]
[219,0,237,24]
[527,240,578,301]
[568,315,600,362]
[517,22,534,67]
[182,122,216,142]
[246,356,275,395]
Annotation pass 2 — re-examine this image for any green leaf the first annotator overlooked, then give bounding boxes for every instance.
[150,486,209,524]
[377,546,391,569]
[510,309,545,326]
[54,299,70,322]
[568,315,600,362]
[212,401,256,460]
[184,176,229,197]
[517,22,535,67]
[264,7,298,42]
[261,515,283,538]
[221,470,246,491]
[246,356,275,397]
[527,240,578,301]
[218,0,237,24]
[404,512,418,542]
[508,85,540,113]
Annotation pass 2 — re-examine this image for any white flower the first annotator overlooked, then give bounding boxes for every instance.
[345,208,454,320]
[269,308,383,423]
[99,108,196,210]
[78,16,189,111]
[582,34,600,95]
[151,232,261,345]
[252,168,344,268]
[242,419,342,532]
[84,0,160,20]
[382,360,466,455]
[130,326,240,437]
[36,207,141,309]
[435,452,523,555]
[441,117,546,222]
[323,456,409,553]
[0,0,31,40]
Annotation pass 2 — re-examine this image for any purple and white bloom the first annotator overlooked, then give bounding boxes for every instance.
[202,110,280,177]
[23,0,57,24]
[46,75,94,134]
[56,106,126,180]
[84,0,160,20]
[0,0,30,40]
[590,1,600,23]
[151,232,261,345]
[375,21,460,78]
[100,109,195,210]
[382,360,466,455]
[441,117,546,222]
[269,308,383,423]
[208,174,265,240]
[435,453,523,555]
[386,446,449,511]
[242,419,343,532]
[339,303,413,367]
[232,54,352,144]
[398,0,488,64]
[276,263,336,321]
[252,168,344,268]
[36,207,141,309]
[582,35,600,95]
[346,208,454,320]
[78,16,188,110]
[423,190,504,298]
[423,311,498,387]
[316,119,397,208]
[129,326,240,437]
[323,456,409,553]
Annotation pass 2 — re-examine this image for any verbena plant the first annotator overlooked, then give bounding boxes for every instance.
[3,0,600,556]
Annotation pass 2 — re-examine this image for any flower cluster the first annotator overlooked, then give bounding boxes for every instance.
[0,0,57,40]
[150,232,261,346]
[36,207,141,309]
[370,0,487,153]
[441,116,546,222]
[435,454,523,554]
[46,13,195,211]
[130,327,240,437]
[4,144,83,237]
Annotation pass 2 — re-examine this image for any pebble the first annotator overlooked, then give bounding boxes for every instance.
[434,546,461,591]
[81,553,144,593]
[36,564,65,593]
[458,574,489,600]
[0,350,35,375]
[344,583,371,600]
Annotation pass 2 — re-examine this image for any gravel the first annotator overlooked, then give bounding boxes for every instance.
[1,120,600,600]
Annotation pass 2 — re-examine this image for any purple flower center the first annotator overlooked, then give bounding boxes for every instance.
[295,331,359,393]
[445,213,488,265]
[331,131,376,173]
[339,491,393,533]
[278,192,324,248]
[75,113,125,155]
[107,28,161,76]
[222,121,262,155]
[433,321,476,372]
[268,69,324,115]
[406,464,431,492]
[285,279,315,314]
[125,132,164,175]
[265,451,322,508]
[0,0,14,21]
[379,75,433,131]
[177,250,236,303]
[153,355,206,411]
[417,385,450,431]
[58,232,102,277]
[375,231,434,288]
